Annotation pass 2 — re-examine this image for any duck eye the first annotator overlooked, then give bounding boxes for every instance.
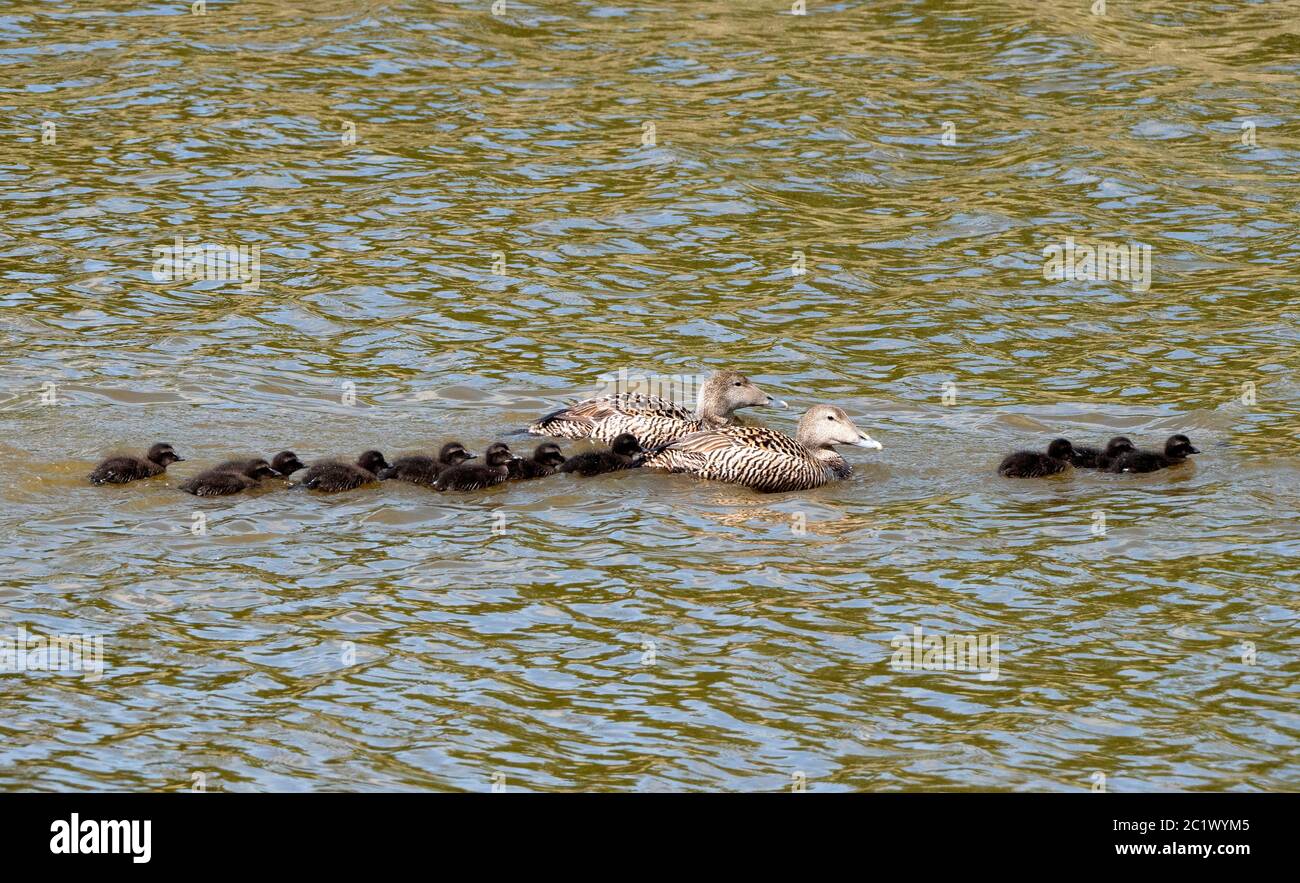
[827,415,835,420]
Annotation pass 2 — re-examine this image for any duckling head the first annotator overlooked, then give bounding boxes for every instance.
[271,451,305,476]
[1104,437,1135,458]
[796,405,882,451]
[245,458,279,480]
[358,450,390,474]
[610,434,642,457]
[1047,438,1075,461]
[698,370,788,420]
[148,443,184,465]
[485,445,517,468]
[439,442,476,465]
[534,442,567,466]
[1165,434,1200,458]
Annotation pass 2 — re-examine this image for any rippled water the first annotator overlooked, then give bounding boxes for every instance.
[2,1,1298,791]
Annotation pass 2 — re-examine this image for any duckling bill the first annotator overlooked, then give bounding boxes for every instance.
[89,443,184,484]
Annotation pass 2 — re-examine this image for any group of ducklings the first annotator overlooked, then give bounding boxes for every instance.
[998,434,1200,478]
[84,370,1201,495]
[87,435,646,496]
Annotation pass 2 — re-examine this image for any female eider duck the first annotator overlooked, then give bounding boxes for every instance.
[642,405,882,493]
[180,458,280,497]
[301,450,390,492]
[560,433,643,477]
[1106,434,1199,474]
[1071,436,1135,470]
[998,438,1074,478]
[528,370,788,447]
[434,443,516,492]
[509,442,567,480]
[89,443,184,485]
[380,442,476,486]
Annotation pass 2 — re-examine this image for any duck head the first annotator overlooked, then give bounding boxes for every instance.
[610,433,643,458]
[271,451,305,477]
[697,370,788,420]
[439,442,476,466]
[1165,434,1200,459]
[796,405,883,451]
[147,443,184,465]
[357,450,390,474]
[1104,436,1135,458]
[533,442,567,467]
[1046,438,1075,461]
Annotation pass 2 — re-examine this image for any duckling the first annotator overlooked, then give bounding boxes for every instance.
[180,458,279,497]
[211,451,305,479]
[1106,434,1200,474]
[642,406,882,492]
[379,442,476,486]
[998,438,1075,478]
[508,442,567,480]
[559,434,644,477]
[301,450,389,492]
[528,370,788,447]
[1071,436,1135,469]
[89,443,184,485]
[433,444,515,492]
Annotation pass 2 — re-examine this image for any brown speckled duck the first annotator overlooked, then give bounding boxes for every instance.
[642,405,881,492]
[528,370,787,447]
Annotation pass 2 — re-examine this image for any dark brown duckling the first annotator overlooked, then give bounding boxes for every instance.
[180,458,279,497]
[1071,436,1135,469]
[559,433,643,477]
[508,442,567,480]
[89,443,184,485]
[433,444,515,492]
[997,438,1074,478]
[210,451,305,479]
[379,442,475,486]
[301,450,389,492]
[1106,434,1200,474]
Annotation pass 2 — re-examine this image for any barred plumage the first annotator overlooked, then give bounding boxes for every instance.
[528,370,786,447]
[643,405,882,493]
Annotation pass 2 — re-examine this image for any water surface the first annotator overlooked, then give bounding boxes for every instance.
[1,0,1298,791]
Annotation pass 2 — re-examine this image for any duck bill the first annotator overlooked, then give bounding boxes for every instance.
[853,434,883,450]
[464,453,478,459]
[1187,447,1200,454]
